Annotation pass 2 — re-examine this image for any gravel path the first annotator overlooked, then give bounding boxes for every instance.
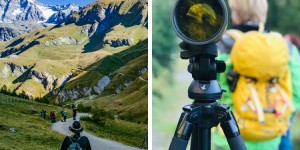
[52,113,140,150]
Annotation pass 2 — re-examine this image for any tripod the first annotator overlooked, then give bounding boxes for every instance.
[169,43,246,150]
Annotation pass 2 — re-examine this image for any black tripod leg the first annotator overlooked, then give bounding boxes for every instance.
[191,127,211,150]
[220,111,247,150]
[169,112,194,150]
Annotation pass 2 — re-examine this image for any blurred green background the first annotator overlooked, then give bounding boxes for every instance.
[152,0,300,149]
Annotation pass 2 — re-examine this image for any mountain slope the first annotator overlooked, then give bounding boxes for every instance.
[83,53,148,124]
[0,0,148,106]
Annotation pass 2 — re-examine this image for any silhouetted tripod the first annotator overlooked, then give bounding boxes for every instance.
[169,43,247,150]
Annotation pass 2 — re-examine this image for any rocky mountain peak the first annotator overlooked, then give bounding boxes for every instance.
[0,0,80,23]
[0,0,81,41]
[67,0,148,35]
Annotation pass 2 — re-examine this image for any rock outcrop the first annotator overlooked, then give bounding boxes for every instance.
[46,37,78,46]
[1,62,74,94]
[0,22,44,41]
[93,76,111,94]
[56,75,111,103]
[0,27,20,42]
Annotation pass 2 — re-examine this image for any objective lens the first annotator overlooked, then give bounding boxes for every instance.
[174,0,224,42]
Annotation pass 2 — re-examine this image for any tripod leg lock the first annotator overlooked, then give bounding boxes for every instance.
[169,106,198,150]
[215,104,247,150]
[174,112,194,140]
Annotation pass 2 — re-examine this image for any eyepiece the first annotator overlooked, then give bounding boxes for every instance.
[173,0,228,45]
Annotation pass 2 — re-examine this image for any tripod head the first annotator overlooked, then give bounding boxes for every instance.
[180,42,226,102]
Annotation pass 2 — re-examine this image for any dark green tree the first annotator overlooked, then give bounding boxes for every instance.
[1,85,7,93]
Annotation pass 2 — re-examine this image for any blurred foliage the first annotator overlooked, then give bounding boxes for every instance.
[267,0,300,36]
[152,0,177,77]
[152,0,178,99]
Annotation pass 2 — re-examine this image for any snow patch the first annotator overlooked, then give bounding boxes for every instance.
[37,20,46,23]
[28,0,36,3]
[35,4,55,19]
[12,8,22,16]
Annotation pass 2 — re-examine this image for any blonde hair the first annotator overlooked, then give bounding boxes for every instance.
[228,0,268,24]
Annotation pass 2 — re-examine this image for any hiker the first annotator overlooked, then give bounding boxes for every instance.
[41,109,46,119]
[60,121,91,150]
[61,108,65,122]
[40,110,44,117]
[50,111,57,123]
[212,0,300,150]
[63,110,68,122]
[73,107,77,120]
[71,104,76,109]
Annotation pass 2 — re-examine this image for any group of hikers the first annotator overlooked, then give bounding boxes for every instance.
[40,104,78,123]
[38,104,91,149]
[210,0,300,150]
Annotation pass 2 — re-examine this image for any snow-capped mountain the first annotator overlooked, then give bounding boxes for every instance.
[0,0,80,23]
[46,4,80,24]
[0,0,80,41]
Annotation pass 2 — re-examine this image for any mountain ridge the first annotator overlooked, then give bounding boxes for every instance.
[0,0,80,41]
[0,0,80,23]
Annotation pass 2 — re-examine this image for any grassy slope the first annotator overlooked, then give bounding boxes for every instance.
[0,94,72,150]
[81,117,147,148]
[0,24,87,95]
[0,22,147,97]
[76,52,148,148]
[64,39,148,90]
[83,52,148,124]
